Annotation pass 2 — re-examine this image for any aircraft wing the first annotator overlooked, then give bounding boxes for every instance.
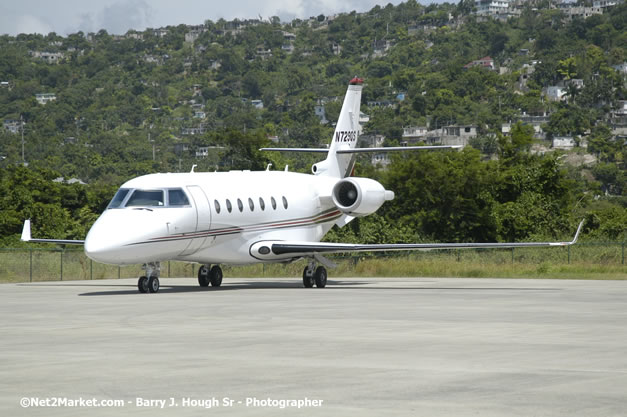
[252,220,584,259]
[21,220,85,245]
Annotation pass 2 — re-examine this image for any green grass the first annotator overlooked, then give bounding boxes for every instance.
[0,245,624,283]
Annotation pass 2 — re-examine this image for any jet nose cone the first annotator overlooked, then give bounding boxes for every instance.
[84,222,124,264]
[84,208,175,265]
[84,210,143,264]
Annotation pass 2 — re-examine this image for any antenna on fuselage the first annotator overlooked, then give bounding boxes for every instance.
[266,163,272,171]
[284,165,289,172]
[190,164,197,173]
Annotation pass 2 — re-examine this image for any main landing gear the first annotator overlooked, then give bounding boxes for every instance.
[198,264,223,288]
[138,262,160,293]
[302,261,327,288]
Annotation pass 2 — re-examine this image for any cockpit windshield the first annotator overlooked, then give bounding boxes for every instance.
[107,188,130,209]
[168,189,190,206]
[107,188,191,209]
[126,190,165,207]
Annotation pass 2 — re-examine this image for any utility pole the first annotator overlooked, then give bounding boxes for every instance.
[149,132,155,161]
[20,115,25,164]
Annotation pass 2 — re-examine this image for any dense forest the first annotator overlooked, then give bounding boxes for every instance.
[0,0,625,246]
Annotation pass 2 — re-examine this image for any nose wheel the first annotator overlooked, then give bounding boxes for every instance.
[137,275,160,293]
[138,262,161,293]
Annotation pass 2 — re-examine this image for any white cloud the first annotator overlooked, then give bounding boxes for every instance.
[0,0,410,36]
[14,14,53,35]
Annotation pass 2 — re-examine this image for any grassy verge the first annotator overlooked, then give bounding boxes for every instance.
[226,258,626,280]
[1,247,624,282]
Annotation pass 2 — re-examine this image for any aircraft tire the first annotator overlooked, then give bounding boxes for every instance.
[210,266,223,287]
[148,276,160,293]
[302,267,314,288]
[138,276,149,293]
[314,266,327,288]
[198,265,210,287]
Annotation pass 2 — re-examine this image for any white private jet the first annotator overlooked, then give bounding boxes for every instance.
[22,77,583,293]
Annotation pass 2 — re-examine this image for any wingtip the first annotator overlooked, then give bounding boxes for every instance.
[571,219,585,244]
[21,219,31,242]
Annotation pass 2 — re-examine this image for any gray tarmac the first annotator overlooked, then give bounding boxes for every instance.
[1,277,626,416]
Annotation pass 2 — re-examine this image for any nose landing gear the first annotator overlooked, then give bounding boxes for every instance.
[138,262,161,293]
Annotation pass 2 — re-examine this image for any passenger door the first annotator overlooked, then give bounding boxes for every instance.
[179,185,212,256]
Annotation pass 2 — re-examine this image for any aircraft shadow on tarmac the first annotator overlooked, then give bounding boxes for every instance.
[34,280,559,296]
[17,281,561,296]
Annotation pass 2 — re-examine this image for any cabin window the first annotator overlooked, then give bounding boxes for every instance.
[168,189,190,206]
[108,188,130,209]
[259,197,265,211]
[271,197,277,210]
[214,200,221,214]
[126,190,164,207]
[237,198,243,212]
[226,199,232,213]
[248,198,254,211]
[282,196,288,209]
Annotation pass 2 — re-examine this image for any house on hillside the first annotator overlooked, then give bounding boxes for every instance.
[30,51,64,64]
[35,93,56,105]
[185,27,207,43]
[373,39,394,57]
[593,0,622,8]
[3,119,21,134]
[545,86,567,102]
[552,136,577,149]
[152,28,169,37]
[612,62,627,76]
[314,105,328,124]
[402,126,428,142]
[407,125,477,147]
[361,134,388,166]
[463,56,495,70]
[474,0,511,16]
[559,5,602,21]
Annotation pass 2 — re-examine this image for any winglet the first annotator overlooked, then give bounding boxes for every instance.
[570,219,585,245]
[19,218,85,245]
[21,219,31,242]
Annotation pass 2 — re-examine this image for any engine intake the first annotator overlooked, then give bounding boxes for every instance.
[331,177,394,217]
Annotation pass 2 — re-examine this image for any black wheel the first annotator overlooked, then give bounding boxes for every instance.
[138,276,149,293]
[314,266,327,288]
[302,267,314,288]
[210,265,223,287]
[148,276,160,293]
[198,265,210,287]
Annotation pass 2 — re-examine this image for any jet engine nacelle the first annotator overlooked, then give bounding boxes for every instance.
[331,177,394,217]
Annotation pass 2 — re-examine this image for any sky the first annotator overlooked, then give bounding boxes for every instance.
[0,0,420,37]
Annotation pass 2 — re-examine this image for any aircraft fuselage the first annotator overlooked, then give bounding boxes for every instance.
[85,170,342,265]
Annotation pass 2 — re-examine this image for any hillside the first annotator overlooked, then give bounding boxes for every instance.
[0,0,625,245]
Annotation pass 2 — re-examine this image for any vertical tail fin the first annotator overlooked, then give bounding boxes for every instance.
[312,77,363,178]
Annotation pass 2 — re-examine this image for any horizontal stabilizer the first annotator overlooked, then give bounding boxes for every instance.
[336,145,461,154]
[259,145,461,154]
[259,148,329,153]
